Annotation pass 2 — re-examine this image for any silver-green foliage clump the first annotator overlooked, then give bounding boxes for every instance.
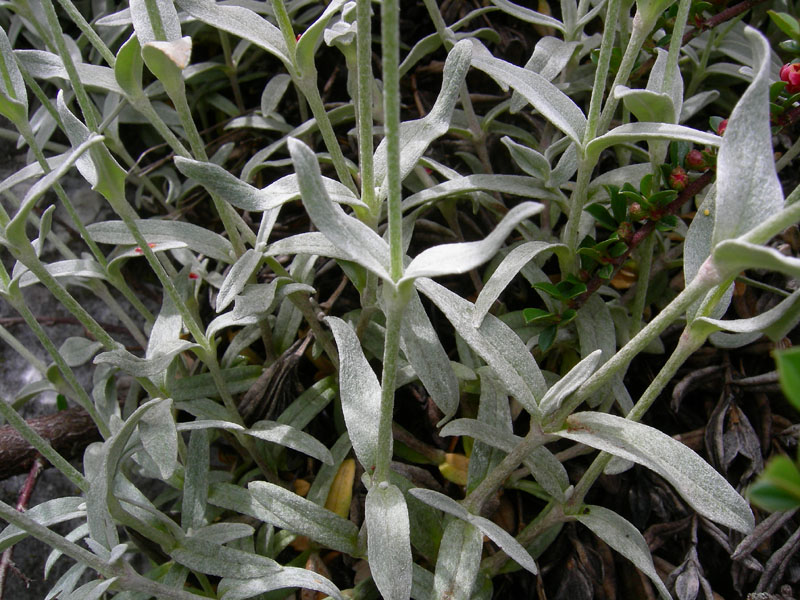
[0,0,797,597]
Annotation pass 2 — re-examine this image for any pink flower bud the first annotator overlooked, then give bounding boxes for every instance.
[717,119,728,135]
[669,166,688,191]
[686,149,705,170]
[780,63,800,95]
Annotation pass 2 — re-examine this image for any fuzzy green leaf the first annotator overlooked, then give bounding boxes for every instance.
[432,518,483,600]
[366,483,413,600]
[249,481,359,554]
[575,505,671,600]
[557,412,754,533]
[713,28,784,245]
[325,317,381,472]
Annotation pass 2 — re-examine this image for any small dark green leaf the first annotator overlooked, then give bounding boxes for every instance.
[768,11,800,40]
[538,325,557,351]
[522,308,555,324]
[748,456,800,512]
[776,347,800,412]
[533,281,565,301]
[585,204,618,230]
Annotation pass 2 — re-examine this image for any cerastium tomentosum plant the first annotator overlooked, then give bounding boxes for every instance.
[0,0,798,597]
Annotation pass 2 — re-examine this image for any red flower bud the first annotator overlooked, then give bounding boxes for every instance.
[686,149,705,170]
[780,63,800,95]
[188,272,199,280]
[628,202,646,221]
[669,166,688,191]
[717,119,728,136]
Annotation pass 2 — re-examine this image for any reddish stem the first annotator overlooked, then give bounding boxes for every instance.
[570,170,716,310]
[0,457,46,598]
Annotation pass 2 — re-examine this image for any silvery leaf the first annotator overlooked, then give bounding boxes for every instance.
[366,483,413,600]
[557,412,754,533]
[170,537,280,579]
[712,27,784,245]
[325,317,381,471]
[16,50,123,95]
[432,518,483,600]
[539,350,602,416]
[374,40,472,197]
[473,241,567,327]
[86,219,235,263]
[0,497,86,551]
[248,481,359,554]
[129,0,182,45]
[403,202,542,281]
[403,173,559,212]
[138,397,178,479]
[470,40,584,145]
[575,505,671,600]
[174,0,289,66]
[289,137,391,280]
[585,122,720,164]
[218,567,343,600]
[94,339,196,377]
[216,249,262,312]
[400,290,459,422]
[490,0,565,32]
[409,488,538,574]
[416,279,545,419]
[0,27,27,123]
[245,421,333,465]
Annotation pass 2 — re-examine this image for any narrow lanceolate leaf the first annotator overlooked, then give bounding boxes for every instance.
[173,0,290,66]
[490,0,565,32]
[409,488,538,575]
[0,497,86,551]
[129,0,182,45]
[400,289,459,422]
[218,567,343,600]
[94,339,196,377]
[248,481,359,554]
[557,412,755,533]
[695,288,800,342]
[441,418,569,502]
[469,40,585,146]
[245,421,333,465]
[170,537,280,579]
[0,27,28,123]
[403,202,542,281]
[325,317,381,472]
[366,483,413,600]
[416,279,545,419]
[473,241,567,327]
[713,27,783,246]
[138,397,178,480]
[288,138,391,281]
[175,157,268,212]
[432,518,483,600]
[86,219,235,263]
[374,40,472,196]
[216,249,262,312]
[539,350,603,416]
[575,505,671,600]
[585,123,720,164]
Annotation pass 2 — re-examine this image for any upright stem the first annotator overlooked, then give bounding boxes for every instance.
[373,287,410,482]
[562,0,621,262]
[565,326,706,510]
[356,0,377,216]
[382,0,403,281]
